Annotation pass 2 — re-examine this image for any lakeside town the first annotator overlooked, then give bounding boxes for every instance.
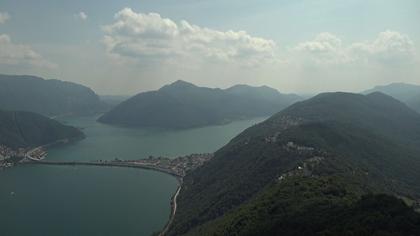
[76,153,214,177]
[0,145,47,169]
[120,153,214,177]
[0,138,78,169]
[1,143,213,178]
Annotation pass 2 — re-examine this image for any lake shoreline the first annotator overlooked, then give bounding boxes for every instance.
[0,115,265,235]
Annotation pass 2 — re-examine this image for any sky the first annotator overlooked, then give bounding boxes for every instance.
[0,0,419,95]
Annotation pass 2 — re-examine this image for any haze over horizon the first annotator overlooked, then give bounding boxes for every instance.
[2,2,420,235]
[0,0,419,95]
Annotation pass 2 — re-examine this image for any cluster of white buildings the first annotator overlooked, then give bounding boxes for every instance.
[0,145,16,168]
[0,145,33,168]
[285,141,315,152]
[0,145,16,160]
[131,153,214,177]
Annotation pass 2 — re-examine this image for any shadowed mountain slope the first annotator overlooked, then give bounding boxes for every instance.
[0,74,107,117]
[0,110,84,149]
[98,80,301,128]
[364,83,420,113]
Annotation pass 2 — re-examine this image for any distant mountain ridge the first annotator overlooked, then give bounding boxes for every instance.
[0,74,107,117]
[168,91,420,235]
[363,82,420,113]
[98,80,301,128]
[0,110,84,149]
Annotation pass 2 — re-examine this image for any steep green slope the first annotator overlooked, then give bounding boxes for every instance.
[188,177,420,236]
[168,92,420,235]
[0,110,84,149]
[0,74,107,116]
[98,80,301,128]
[364,83,420,113]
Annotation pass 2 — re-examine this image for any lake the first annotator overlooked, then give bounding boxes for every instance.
[0,115,266,236]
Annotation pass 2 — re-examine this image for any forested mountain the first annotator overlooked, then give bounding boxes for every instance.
[364,83,420,113]
[168,92,420,235]
[187,182,420,236]
[98,80,301,128]
[0,74,107,117]
[0,110,84,149]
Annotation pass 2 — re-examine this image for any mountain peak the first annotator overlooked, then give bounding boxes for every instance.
[158,80,198,92]
[0,74,105,116]
[99,80,301,128]
[168,90,420,235]
[375,82,420,89]
[366,91,391,98]
[363,83,420,113]
[227,84,275,90]
[0,74,45,82]
[364,83,420,95]
[171,80,196,87]
[301,91,402,108]
[226,84,282,97]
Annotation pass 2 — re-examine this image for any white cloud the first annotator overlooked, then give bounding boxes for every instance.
[103,9,416,70]
[103,8,276,66]
[295,32,342,54]
[0,34,56,68]
[294,32,351,64]
[75,12,88,21]
[351,30,415,64]
[294,30,416,66]
[0,12,10,24]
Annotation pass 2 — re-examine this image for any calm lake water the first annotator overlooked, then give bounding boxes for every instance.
[0,115,266,236]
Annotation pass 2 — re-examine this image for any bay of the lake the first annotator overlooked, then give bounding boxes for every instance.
[0,115,266,236]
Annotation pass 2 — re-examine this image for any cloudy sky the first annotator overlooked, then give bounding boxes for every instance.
[0,0,419,95]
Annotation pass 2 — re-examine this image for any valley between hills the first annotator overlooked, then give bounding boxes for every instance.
[1,74,420,236]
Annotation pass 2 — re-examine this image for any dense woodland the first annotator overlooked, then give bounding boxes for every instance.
[168,92,420,235]
[187,177,420,236]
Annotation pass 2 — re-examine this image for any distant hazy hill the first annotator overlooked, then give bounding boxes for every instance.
[98,80,301,128]
[364,83,420,113]
[0,110,84,149]
[99,95,131,107]
[0,74,107,117]
[409,93,420,112]
[168,92,420,235]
